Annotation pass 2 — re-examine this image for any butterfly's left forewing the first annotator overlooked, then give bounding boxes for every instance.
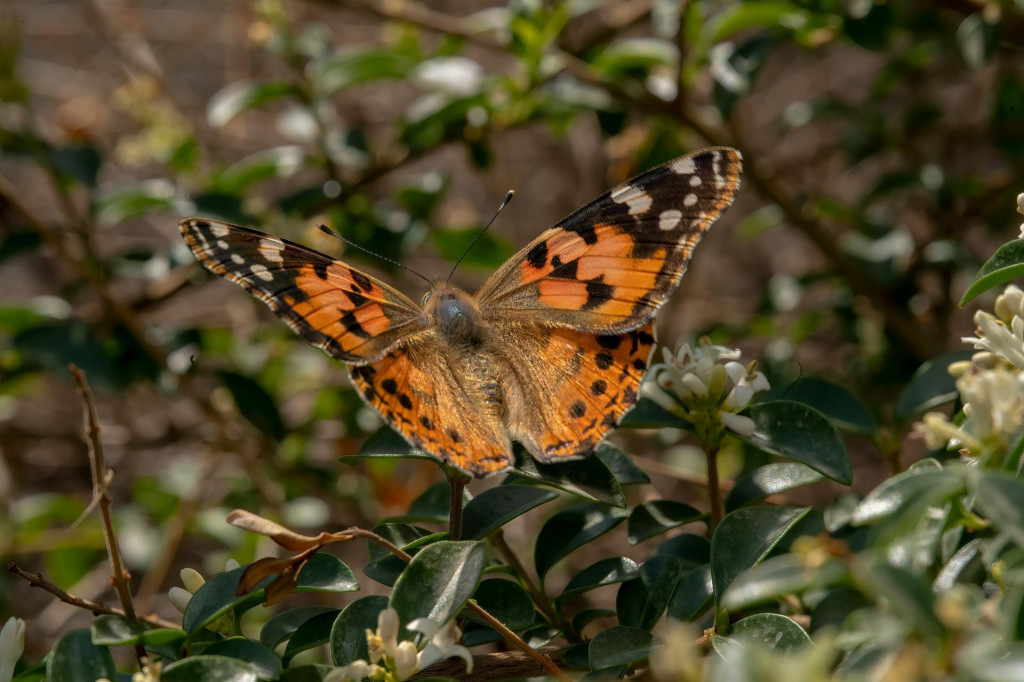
[180,219,427,363]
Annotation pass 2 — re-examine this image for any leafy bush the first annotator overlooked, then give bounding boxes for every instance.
[3,1,1024,681]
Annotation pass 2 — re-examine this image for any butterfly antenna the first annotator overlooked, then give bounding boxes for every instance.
[318,225,432,286]
[446,190,515,283]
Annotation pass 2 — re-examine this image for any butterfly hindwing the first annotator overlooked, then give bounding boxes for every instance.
[348,333,513,476]
[476,147,741,333]
[495,321,656,462]
[180,219,427,363]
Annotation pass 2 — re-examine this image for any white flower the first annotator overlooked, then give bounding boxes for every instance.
[131,660,163,682]
[1017,192,1024,215]
[324,660,384,682]
[0,617,25,682]
[407,617,474,675]
[412,57,484,96]
[995,284,1024,324]
[963,310,1024,370]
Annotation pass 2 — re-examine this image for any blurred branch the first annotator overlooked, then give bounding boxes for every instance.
[7,562,178,630]
[412,647,566,681]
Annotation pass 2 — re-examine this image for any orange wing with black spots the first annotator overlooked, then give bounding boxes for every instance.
[180,219,428,364]
[496,322,656,461]
[348,333,513,476]
[476,147,742,333]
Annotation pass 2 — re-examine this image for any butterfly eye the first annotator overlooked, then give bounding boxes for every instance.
[422,292,432,306]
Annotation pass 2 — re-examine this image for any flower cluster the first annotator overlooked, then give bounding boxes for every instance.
[0,618,25,682]
[915,284,1024,459]
[641,338,770,440]
[325,608,472,682]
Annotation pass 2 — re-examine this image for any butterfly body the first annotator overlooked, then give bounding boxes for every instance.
[181,146,742,476]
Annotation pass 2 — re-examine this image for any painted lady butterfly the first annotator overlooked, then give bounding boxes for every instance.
[180,147,742,476]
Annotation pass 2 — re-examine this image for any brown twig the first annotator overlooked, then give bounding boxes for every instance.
[69,365,144,661]
[8,562,178,629]
[446,470,470,541]
[412,646,566,681]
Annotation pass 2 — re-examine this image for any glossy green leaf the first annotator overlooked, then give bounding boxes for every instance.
[572,609,615,633]
[619,398,692,429]
[588,626,656,671]
[653,533,711,569]
[283,610,344,663]
[330,596,389,666]
[595,442,651,486]
[385,482,452,524]
[591,37,677,74]
[314,50,415,95]
[162,655,258,682]
[729,613,812,652]
[934,539,984,592]
[183,554,357,633]
[509,445,625,507]
[960,240,1024,306]
[772,377,876,433]
[95,180,177,224]
[367,524,432,564]
[207,80,297,127]
[260,606,337,648]
[535,503,629,580]
[278,665,334,682]
[91,615,185,647]
[462,486,558,540]
[710,506,811,601]
[218,372,286,441]
[721,554,849,611]
[46,630,116,682]
[211,146,307,195]
[557,557,639,607]
[851,469,965,527]
[726,462,825,511]
[616,556,684,630]
[667,564,714,622]
[853,556,945,639]
[464,579,535,631]
[739,401,851,484]
[364,528,444,587]
[343,425,439,467]
[628,500,705,544]
[203,638,280,679]
[895,351,974,423]
[390,540,486,629]
[973,472,1024,548]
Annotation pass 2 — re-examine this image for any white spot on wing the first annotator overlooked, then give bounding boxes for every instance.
[689,175,702,187]
[659,209,682,231]
[711,150,725,189]
[259,237,286,263]
[231,253,244,264]
[684,194,698,207]
[217,240,229,250]
[610,184,653,215]
[672,156,696,175]
[250,263,273,281]
[210,223,230,238]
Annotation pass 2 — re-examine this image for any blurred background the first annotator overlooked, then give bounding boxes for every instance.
[1,0,1021,660]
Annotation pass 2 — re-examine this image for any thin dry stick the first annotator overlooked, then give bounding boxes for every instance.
[8,562,178,629]
[69,366,139,623]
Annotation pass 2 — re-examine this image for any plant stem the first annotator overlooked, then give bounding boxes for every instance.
[446,469,470,541]
[705,443,723,535]
[491,530,564,632]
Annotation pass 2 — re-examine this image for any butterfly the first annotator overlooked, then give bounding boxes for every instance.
[180,147,742,477]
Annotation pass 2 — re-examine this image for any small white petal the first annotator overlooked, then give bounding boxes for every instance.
[724,361,747,384]
[681,374,709,397]
[180,568,205,594]
[406,617,439,641]
[394,640,419,680]
[168,587,192,613]
[719,411,755,437]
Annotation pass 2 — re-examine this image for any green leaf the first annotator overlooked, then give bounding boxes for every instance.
[461,486,558,540]
[330,596,389,666]
[667,565,714,622]
[772,377,877,433]
[162,655,259,682]
[429,227,515,270]
[464,579,536,631]
[595,442,650,486]
[314,50,415,95]
[853,556,945,639]
[382,483,453,525]
[934,539,984,592]
[207,80,298,127]
[260,606,337,648]
[278,665,335,682]
[973,472,1024,548]
[202,639,281,679]
[183,554,357,633]
[895,351,974,423]
[572,609,615,633]
[535,502,629,580]
[367,524,433,564]
[14,319,112,389]
[218,372,286,441]
[283,609,342,664]
[627,500,705,544]
[343,425,439,467]
[591,38,677,75]
[557,557,639,607]
[728,613,812,652]
[654,534,710,569]
[588,626,656,671]
[738,400,851,484]
[49,144,102,188]
[616,556,684,630]
[721,554,849,611]
[726,463,825,511]
[389,540,486,630]
[90,616,185,647]
[710,506,811,601]
[509,445,626,507]
[619,398,692,429]
[851,469,965,529]
[961,240,1024,306]
[211,146,307,195]
[46,630,116,682]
